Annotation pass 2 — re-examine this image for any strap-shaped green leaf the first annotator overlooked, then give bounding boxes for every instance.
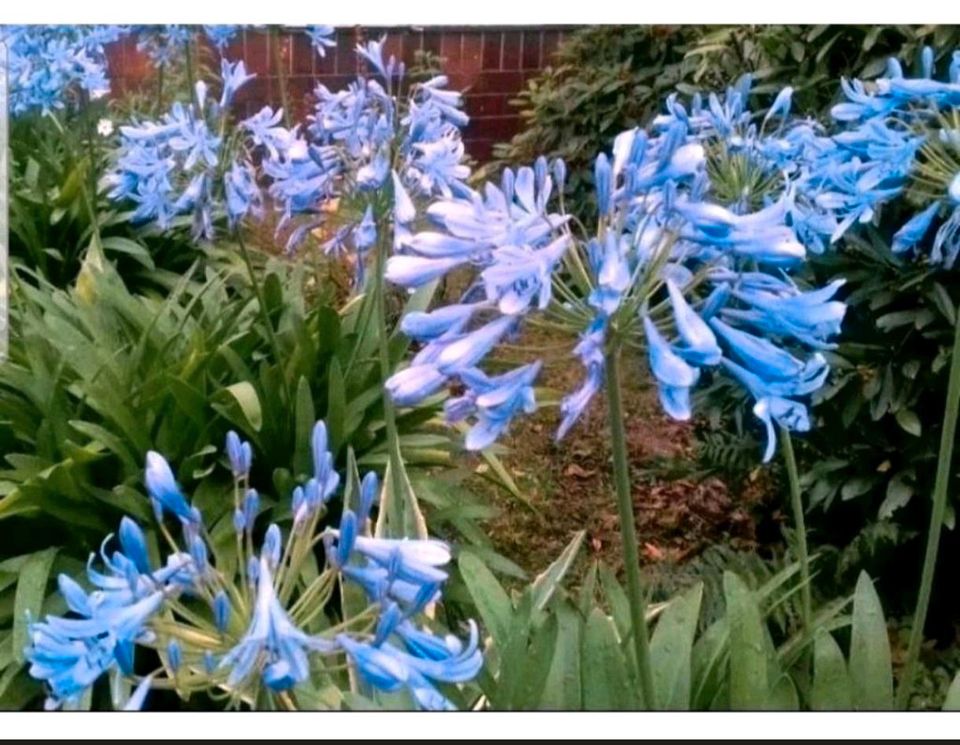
[540,601,582,710]
[811,629,852,711]
[458,551,513,652]
[12,548,58,665]
[849,571,893,710]
[724,571,770,710]
[582,608,636,710]
[650,582,703,709]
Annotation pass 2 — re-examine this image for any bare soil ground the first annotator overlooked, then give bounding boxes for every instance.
[468,323,774,579]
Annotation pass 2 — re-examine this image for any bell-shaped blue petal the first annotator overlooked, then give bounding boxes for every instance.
[893,201,940,253]
[643,315,699,421]
[385,364,447,407]
[400,303,478,341]
[711,318,807,381]
[386,255,467,288]
[392,170,416,224]
[763,86,794,124]
[435,316,516,375]
[666,279,721,365]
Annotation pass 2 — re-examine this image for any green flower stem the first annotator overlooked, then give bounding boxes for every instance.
[184,37,199,110]
[897,308,960,710]
[373,225,408,535]
[605,345,655,709]
[270,28,292,128]
[779,427,812,643]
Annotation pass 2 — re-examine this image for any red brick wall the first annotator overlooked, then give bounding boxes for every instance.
[106,26,571,163]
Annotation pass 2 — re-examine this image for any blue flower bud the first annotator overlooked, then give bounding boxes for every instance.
[167,639,182,672]
[243,489,259,529]
[337,511,358,567]
[213,590,230,633]
[594,153,612,216]
[886,56,904,79]
[306,479,324,510]
[189,536,209,574]
[145,451,195,523]
[226,430,251,478]
[359,472,379,525]
[118,517,151,574]
[922,46,934,79]
[311,422,329,480]
[501,168,515,202]
[263,524,282,568]
[534,156,548,193]
[233,508,246,534]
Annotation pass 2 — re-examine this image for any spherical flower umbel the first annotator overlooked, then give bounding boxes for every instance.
[25,422,481,710]
[385,79,849,464]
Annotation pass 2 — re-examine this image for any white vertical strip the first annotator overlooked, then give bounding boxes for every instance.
[0,42,7,363]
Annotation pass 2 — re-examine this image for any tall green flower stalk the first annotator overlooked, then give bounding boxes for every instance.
[605,343,656,709]
[270,27,293,128]
[897,308,960,709]
[780,428,812,643]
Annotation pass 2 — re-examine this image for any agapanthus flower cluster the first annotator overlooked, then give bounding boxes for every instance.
[384,94,847,462]
[815,46,960,268]
[104,59,305,240]
[671,46,960,269]
[25,422,481,711]
[1,25,129,116]
[268,34,470,277]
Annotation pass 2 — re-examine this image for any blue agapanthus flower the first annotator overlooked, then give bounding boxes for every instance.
[0,25,129,115]
[25,422,482,711]
[265,35,470,278]
[811,45,960,269]
[105,59,313,240]
[385,78,848,463]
